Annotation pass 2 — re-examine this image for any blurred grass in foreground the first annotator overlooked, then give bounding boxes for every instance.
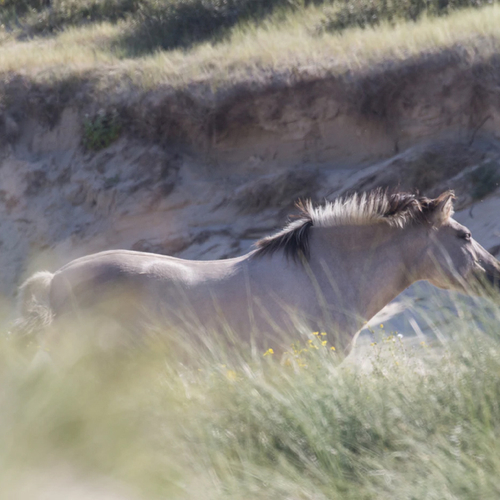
[1,292,500,499]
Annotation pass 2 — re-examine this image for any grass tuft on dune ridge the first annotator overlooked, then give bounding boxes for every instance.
[0,3,499,92]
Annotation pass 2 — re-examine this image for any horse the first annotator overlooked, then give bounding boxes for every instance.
[13,190,500,359]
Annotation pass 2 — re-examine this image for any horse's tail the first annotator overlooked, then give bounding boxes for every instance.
[12,271,55,342]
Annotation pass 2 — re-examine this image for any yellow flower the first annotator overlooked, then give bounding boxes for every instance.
[330,346,336,351]
[307,339,318,349]
[291,342,304,355]
[312,331,320,336]
[320,332,327,336]
[263,348,274,357]
[380,324,384,329]
[322,340,327,346]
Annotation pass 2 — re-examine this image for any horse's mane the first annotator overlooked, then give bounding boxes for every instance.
[253,190,454,261]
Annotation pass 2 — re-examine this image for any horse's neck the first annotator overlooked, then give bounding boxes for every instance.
[309,224,419,326]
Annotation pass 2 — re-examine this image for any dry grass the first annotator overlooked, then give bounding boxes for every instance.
[3,290,500,500]
[0,22,121,73]
[1,4,500,92]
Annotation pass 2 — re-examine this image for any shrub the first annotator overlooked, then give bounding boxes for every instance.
[82,110,121,151]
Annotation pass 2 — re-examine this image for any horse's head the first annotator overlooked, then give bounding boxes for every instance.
[421,192,500,294]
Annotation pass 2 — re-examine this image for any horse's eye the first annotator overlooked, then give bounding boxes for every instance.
[461,232,472,241]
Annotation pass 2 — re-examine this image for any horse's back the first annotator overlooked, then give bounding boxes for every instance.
[49,249,246,320]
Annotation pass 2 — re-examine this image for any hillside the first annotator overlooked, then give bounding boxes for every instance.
[1,3,500,302]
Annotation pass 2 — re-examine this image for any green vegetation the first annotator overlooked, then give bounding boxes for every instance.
[0,0,499,94]
[0,0,494,45]
[2,292,500,499]
[0,1,498,97]
[83,110,121,151]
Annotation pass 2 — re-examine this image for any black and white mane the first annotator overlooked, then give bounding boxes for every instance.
[254,190,454,260]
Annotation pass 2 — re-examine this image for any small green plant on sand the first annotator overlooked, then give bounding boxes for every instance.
[82,110,121,151]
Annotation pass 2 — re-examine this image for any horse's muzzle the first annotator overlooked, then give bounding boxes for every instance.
[485,267,500,290]
[478,258,500,293]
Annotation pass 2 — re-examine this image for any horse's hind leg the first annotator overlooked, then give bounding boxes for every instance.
[11,271,56,365]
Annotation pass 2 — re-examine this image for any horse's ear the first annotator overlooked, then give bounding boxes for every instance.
[427,191,455,226]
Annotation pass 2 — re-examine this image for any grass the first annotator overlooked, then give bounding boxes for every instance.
[1,2,500,94]
[2,291,500,499]
[0,0,493,43]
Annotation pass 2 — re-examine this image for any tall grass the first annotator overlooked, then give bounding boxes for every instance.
[2,292,500,499]
[130,0,493,54]
[0,0,496,50]
[1,2,500,92]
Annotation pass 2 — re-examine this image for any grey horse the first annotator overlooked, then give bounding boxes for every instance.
[14,190,500,358]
